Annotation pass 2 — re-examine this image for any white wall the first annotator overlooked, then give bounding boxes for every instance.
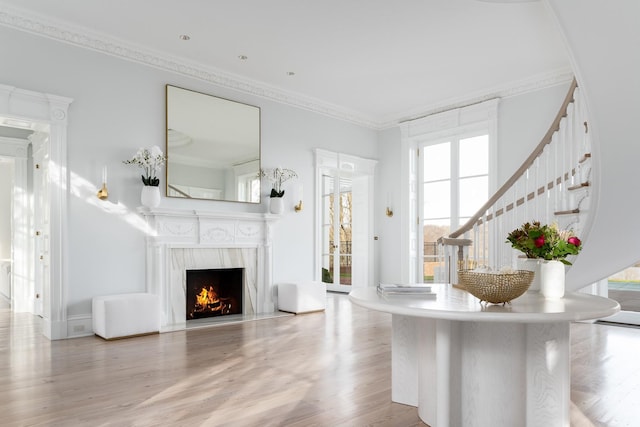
[0,25,377,317]
[376,126,402,284]
[0,160,12,260]
[497,82,572,184]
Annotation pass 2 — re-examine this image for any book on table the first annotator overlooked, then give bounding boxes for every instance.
[377,283,436,296]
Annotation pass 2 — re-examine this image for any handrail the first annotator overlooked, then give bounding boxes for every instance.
[449,77,578,239]
[168,184,192,198]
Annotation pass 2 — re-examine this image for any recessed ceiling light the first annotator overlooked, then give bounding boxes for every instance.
[286,71,296,76]
[238,55,248,60]
[179,35,191,41]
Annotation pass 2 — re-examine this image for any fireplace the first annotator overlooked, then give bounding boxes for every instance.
[186,268,243,320]
[139,208,278,331]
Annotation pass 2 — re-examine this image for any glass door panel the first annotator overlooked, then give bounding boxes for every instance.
[321,172,353,292]
[321,175,335,284]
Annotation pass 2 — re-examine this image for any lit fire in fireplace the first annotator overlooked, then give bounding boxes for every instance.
[196,286,218,307]
[186,268,243,320]
[188,285,235,319]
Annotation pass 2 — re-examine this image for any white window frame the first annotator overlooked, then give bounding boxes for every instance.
[400,99,499,283]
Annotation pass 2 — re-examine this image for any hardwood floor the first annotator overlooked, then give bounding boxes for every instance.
[1,293,639,427]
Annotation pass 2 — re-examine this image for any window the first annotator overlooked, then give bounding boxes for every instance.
[421,134,489,281]
[400,98,498,283]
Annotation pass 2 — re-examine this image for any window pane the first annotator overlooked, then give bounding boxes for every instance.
[459,176,488,217]
[339,255,352,285]
[423,181,450,219]
[340,192,352,228]
[423,221,450,283]
[459,135,488,177]
[423,142,450,181]
[322,254,334,283]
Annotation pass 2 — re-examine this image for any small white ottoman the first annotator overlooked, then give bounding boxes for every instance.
[92,293,160,340]
[277,281,326,314]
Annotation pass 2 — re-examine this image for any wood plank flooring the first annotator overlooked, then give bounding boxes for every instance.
[1,293,639,426]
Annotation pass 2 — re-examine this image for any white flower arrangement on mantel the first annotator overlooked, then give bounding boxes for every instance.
[259,167,297,198]
[123,145,167,187]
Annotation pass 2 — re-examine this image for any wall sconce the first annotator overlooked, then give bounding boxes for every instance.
[97,166,109,201]
[386,207,394,217]
[293,183,303,213]
[386,192,393,217]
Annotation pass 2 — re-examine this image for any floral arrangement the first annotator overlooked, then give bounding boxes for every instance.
[259,167,297,197]
[123,146,167,186]
[506,221,582,265]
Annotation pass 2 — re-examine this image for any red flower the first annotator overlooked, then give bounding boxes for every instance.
[534,236,545,247]
[568,236,581,247]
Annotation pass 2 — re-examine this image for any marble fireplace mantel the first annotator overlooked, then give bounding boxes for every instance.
[138,207,280,331]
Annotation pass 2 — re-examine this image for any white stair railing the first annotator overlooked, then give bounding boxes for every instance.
[438,79,592,283]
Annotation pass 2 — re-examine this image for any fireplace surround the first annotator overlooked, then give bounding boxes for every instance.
[139,207,279,331]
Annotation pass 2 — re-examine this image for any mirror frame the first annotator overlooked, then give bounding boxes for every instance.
[165,84,261,203]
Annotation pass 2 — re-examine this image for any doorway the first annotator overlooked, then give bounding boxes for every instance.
[0,84,72,339]
[0,131,34,313]
[315,149,376,293]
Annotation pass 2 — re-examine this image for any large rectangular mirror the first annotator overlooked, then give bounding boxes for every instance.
[166,85,261,203]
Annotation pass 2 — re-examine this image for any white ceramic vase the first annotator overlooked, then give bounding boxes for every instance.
[517,258,541,292]
[269,197,284,214]
[141,185,161,208]
[540,260,565,299]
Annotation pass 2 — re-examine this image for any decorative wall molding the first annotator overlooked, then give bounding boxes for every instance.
[0,5,572,130]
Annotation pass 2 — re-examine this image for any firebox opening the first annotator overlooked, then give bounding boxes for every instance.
[186,268,243,320]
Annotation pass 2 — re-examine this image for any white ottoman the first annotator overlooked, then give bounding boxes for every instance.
[277,281,326,314]
[92,293,160,340]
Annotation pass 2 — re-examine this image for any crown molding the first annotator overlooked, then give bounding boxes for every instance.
[380,68,574,129]
[0,4,378,129]
[0,4,572,131]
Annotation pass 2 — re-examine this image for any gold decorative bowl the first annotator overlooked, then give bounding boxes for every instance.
[457,270,534,304]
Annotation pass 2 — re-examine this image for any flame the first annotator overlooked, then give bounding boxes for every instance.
[195,286,219,308]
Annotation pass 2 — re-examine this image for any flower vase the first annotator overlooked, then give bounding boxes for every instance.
[517,258,541,292]
[269,197,284,214]
[141,185,161,208]
[540,260,565,299]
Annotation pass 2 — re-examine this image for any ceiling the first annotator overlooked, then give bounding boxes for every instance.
[0,0,571,128]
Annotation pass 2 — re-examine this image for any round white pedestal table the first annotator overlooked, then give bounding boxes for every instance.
[349,284,619,427]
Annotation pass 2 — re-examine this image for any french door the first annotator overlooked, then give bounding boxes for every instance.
[321,173,353,292]
[315,149,376,293]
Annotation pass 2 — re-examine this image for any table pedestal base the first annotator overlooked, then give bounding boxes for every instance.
[392,316,570,427]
